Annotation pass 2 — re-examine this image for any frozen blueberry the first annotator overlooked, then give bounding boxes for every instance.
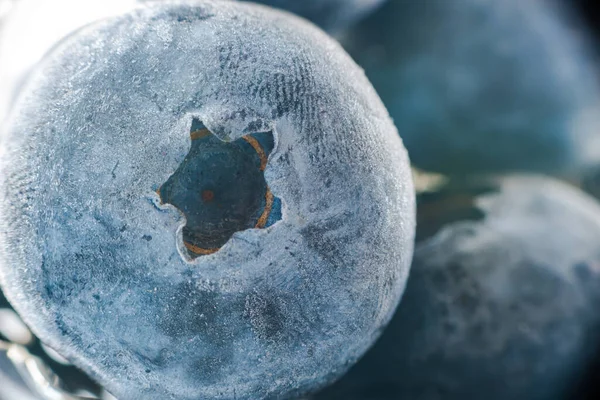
[315,176,600,400]
[248,0,386,33]
[0,1,415,399]
[342,0,600,175]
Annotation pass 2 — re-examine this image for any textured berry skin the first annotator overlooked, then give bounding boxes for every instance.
[343,0,600,175]
[0,1,415,399]
[315,176,600,400]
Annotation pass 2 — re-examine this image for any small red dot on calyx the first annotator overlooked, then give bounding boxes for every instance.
[202,190,215,202]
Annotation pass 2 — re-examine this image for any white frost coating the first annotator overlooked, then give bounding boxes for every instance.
[474,176,600,284]
[0,1,415,400]
[142,0,386,33]
[405,176,600,398]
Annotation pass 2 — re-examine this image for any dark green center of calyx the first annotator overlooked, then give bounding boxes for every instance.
[158,119,281,259]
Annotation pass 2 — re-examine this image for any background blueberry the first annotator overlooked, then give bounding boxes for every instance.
[342,0,600,175]
[247,0,387,33]
[0,1,415,399]
[314,176,600,400]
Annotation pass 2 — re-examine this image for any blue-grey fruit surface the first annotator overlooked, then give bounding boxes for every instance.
[0,1,415,399]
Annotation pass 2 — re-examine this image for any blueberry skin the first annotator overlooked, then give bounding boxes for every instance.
[315,176,600,400]
[249,0,386,33]
[0,2,415,399]
[343,0,600,175]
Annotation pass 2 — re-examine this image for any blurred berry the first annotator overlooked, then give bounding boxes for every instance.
[343,0,600,176]
[315,176,600,400]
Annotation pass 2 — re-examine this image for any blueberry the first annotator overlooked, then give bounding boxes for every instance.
[315,176,600,400]
[0,1,415,399]
[248,0,387,33]
[343,0,600,175]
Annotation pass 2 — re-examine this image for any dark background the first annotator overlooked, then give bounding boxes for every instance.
[575,0,600,40]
